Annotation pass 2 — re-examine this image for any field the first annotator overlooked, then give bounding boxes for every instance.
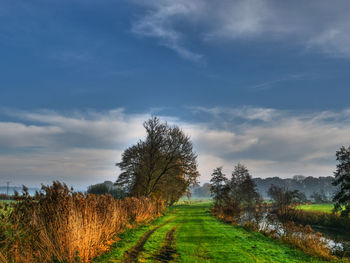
[296,204,334,213]
[95,203,334,263]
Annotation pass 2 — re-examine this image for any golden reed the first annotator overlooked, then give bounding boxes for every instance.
[0,182,165,263]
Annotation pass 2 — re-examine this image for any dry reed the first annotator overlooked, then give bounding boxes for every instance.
[0,182,164,263]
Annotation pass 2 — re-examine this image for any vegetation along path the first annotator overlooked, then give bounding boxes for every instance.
[94,203,335,263]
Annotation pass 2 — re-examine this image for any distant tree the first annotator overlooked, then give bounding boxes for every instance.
[229,164,260,219]
[253,176,336,199]
[87,182,128,199]
[333,146,350,216]
[87,183,109,195]
[268,185,303,214]
[116,117,199,204]
[310,191,328,204]
[210,167,227,202]
[230,164,258,202]
[210,164,260,222]
[296,191,309,204]
[193,183,211,198]
[109,188,128,199]
[293,175,306,181]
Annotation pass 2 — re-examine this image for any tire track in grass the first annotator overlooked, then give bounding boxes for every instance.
[153,227,178,262]
[122,219,173,263]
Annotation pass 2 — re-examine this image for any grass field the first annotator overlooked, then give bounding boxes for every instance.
[296,204,334,213]
[94,203,336,263]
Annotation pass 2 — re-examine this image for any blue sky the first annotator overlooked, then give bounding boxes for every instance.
[1,0,350,188]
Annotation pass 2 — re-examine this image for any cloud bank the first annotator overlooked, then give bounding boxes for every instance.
[131,0,350,60]
[1,107,350,188]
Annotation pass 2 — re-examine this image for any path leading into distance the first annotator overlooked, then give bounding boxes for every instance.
[94,203,330,263]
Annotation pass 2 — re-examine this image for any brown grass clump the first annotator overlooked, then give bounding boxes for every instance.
[0,181,164,263]
[279,221,336,261]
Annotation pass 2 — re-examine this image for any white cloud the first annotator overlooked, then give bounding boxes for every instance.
[131,0,203,62]
[0,148,122,189]
[7,109,148,149]
[1,107,350,188]
[130,0,350,59]
[0,109,149,188]
[190,106,279,122]
[0,122,62,147]
[184,126,258,155]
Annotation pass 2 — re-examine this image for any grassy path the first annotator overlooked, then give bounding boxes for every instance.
[94,203,333,263]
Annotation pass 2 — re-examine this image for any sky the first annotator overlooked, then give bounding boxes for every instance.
[1,0,350,189]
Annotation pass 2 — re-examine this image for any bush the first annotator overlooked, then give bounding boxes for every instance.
[0,181,164,263]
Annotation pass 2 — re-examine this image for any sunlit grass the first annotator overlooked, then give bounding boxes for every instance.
[296,204,334,213]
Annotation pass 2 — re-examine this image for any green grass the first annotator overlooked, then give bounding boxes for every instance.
[0,200,13,215]
[93,207,177,262]
[296,204,334,213]
[94,203,341,263]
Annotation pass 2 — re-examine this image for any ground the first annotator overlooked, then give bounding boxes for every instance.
[94,203,332,263]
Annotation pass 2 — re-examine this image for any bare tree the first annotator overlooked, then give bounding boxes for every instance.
[116,117,199,203]
[268,185,303,214]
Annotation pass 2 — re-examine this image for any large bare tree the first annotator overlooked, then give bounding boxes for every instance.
[116,117,199,203]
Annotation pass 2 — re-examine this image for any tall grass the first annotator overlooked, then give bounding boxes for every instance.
[270,221,336,261]
[0,182,164,263]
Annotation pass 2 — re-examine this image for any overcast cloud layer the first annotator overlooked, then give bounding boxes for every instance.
[0,107,349,188]
[131,0,350,60]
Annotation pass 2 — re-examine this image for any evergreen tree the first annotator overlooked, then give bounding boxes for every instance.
[210,167,227,203]
[333,146,350,216]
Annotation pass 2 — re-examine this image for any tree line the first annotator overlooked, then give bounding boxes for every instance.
[86,117,350,216]
[192,175,335,203]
